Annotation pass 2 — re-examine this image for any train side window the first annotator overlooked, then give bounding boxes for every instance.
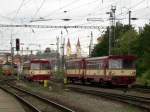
[87,61,99,69]
[23,66,29,70]
[99,61,103,69]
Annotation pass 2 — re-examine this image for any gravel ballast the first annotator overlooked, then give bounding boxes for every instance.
[14,80,146,112]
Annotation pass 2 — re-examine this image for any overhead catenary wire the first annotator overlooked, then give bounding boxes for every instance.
[32,0,46,19]
[13,0,26,19]
[5,0,33,18]
[44,0,81,18]
[116,0,147,17]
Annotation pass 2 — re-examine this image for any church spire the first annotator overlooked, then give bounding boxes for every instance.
[76,38,81,57]
[77,38,80,47]
[66,38,71,57]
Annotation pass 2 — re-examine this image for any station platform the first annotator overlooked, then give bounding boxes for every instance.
[0,89,25,112]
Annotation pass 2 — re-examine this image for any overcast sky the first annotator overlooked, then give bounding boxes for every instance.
[0,0,150,56]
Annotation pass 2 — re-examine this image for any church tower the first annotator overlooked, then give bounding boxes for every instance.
[66,38,71,57]
[76,38,81,58]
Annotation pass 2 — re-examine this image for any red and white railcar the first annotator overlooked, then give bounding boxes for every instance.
[65,58,85,82]
[23,59,52,81]
[65,55,136,86]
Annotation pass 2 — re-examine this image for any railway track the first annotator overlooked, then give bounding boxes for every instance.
[67,85,150,111]
[0,83,75,112]
[131,85,150,93]
[72,82,150,93]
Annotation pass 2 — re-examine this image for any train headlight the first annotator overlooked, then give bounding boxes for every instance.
[121,70,124,73]
[109,71,115,76]
[131,71,136,75]
[111,71,115,75]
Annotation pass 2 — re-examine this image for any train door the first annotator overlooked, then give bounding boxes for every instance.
[81,59,85,83]
[103,59,108,82]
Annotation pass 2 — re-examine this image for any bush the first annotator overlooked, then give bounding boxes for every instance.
[52,69,65,82]
[137,70,150,86]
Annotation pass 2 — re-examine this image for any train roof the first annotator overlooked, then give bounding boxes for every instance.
[66,58,84,62]
[66,55,136,62]
[86,55,136,61]
[24,59,50,64]
[31,59,50,63]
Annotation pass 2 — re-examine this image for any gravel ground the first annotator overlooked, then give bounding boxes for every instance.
[68,84,150,98]
[14,80,146,112]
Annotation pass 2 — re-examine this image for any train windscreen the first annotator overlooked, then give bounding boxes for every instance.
[109,59,135,69]
[41,63,50,70]
[2,64,11,69]
[109,59,122,69]
[31,63,40,70]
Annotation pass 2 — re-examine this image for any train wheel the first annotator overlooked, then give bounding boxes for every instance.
[98,79,104,87]
[106,81,112,88]
[71,79,75,84]
[81,78,85,85]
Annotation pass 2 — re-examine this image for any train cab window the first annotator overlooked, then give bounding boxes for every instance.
[109,59,122,69]
[2,64,11,69]
[41,63,50,70]
[31,63,40,70]
[23,66,29,70]
[123,60,134,68]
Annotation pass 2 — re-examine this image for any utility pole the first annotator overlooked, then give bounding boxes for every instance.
[128,10,131,55]
[108,5,116,55]
[62,38,65,69]
[129,10,131,26]
[108,10,113,55]
[108,25,112,55]
[111,6,116,48]
[60,31,65,69]
[89,31,93,57]
[10,31,14,71]
[56,36,60,70]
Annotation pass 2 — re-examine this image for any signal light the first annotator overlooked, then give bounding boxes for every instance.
[16,38,20,51]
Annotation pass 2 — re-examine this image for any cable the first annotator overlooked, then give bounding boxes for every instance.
[5,0,32,18]
[13,0,26,19]
[32,0,46,19]
[44,0,81,18]
[116,0,146,17]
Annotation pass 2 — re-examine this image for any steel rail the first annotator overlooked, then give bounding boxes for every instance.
[8,83,75,112]
[67,85,150,111]
[132,85,150,93]
[0,85,41,112]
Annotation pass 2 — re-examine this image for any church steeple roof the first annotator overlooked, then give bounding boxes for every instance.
[67,38,71,47]
[77,38,80,47]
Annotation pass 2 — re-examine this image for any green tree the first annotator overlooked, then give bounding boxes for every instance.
[91,22,132,57]
[91,28,109,57]
[136,25,150,80]
[112,29,138,55]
